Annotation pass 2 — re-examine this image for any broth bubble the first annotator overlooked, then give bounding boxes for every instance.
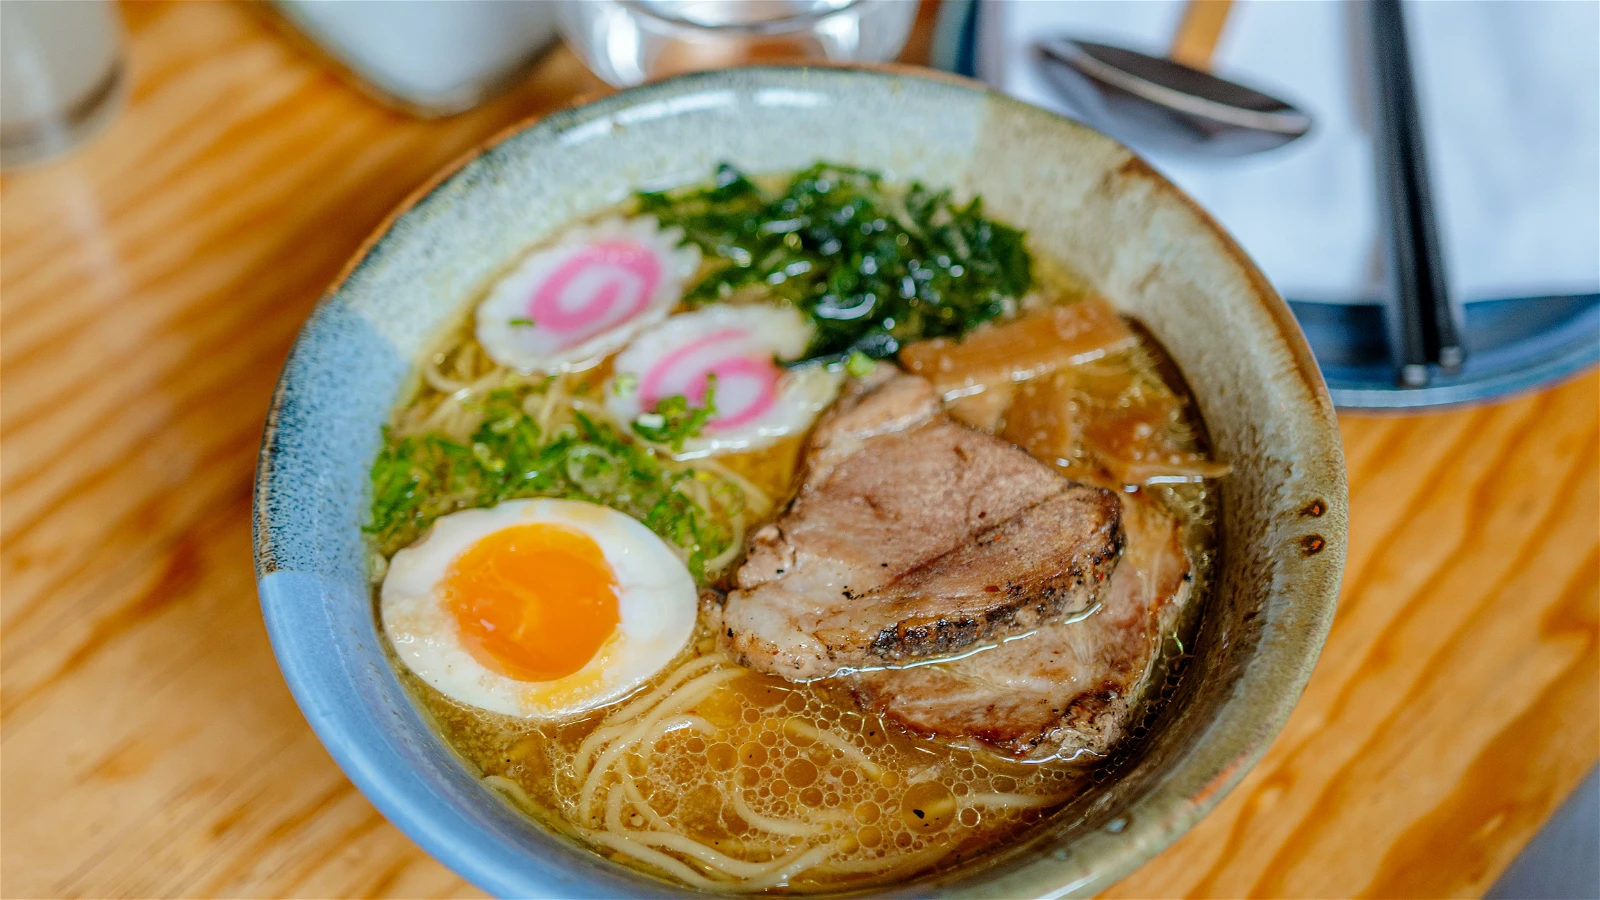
[901,782,956,833]
[785,759,819,787]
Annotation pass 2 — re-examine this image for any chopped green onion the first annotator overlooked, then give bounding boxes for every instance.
[631,377,718,452]
[365,385,737,579]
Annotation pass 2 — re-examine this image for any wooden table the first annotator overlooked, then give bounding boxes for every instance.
[4,3,1594,897]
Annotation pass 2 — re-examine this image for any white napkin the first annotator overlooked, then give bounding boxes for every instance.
[978,0,1600,303]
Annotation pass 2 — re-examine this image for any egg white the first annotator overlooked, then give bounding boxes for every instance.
[380,499,698,719]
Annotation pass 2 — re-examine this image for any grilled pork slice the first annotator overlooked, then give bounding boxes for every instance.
[718,371,1123,680]
[846,498,1192,761]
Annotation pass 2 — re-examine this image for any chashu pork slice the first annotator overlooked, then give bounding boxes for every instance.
[718,371,1123,681]
[846,496,1193,761]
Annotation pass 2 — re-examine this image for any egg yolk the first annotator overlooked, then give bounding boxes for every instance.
[441,523,620,682]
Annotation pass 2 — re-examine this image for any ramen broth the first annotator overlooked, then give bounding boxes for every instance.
[372,171,1221,892]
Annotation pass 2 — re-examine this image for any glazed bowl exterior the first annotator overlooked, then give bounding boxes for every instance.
[253,66,1346,898]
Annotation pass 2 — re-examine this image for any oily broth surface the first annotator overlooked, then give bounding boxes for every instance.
[377,227,1220,891]
[402,635,1090,892]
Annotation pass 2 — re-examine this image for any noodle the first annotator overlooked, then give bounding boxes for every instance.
[640,713,715,747]
[535,376,569,436]
[808,842,951,875]
[605,784,625,831]
[574,655,728,774]
[783,719,884,782]
[483,774,538,813]
[578,668,742,821]
[619,831,789,879]
[678,455,774,518]
[729,789,816,837]
[701,515,746,574]
[598,782,837,889]
[734,842,843,891]
[583,827,835,893]
[423,356,471,394]
[604,654,728,729]
[580,828,720,889]
[620,770,675,831]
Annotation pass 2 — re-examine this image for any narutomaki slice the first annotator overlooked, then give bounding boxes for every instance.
[475,217,700,375]
[606,304,843,458]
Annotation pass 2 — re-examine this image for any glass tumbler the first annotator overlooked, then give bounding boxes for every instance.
[0,0,125,168]
[556,0,918,88]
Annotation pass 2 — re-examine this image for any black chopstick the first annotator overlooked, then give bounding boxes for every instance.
[1368,0,1466,386]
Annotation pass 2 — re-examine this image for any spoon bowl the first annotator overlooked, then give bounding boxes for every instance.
[1038,37,1312,156]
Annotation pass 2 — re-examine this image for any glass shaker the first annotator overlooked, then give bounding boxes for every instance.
[0,0,125,168]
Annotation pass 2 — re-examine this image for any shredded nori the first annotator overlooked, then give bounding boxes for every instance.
[636,163,1033,360]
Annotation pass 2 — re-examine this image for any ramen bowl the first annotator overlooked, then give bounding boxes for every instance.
[254,66,1346,898]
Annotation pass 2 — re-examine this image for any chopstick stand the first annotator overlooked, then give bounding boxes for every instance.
[1368,0,1466,387]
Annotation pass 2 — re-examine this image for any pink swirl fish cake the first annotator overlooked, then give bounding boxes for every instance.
[607,305,844,458]
[476,217,700,374]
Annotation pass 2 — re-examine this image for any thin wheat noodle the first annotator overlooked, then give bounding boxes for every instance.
[536,377,569,435]
[601,654,728,730]
[637,714,715,753]
[599,668,740,762]
[783,720,884,782]
[618,831,832,882]
[574,656,728,776]
[423,357,470,394]
[567,397,608,419]
[679,456,773,518]
[728,789,815,837]
[807,842,951,876]
[731,841,843,891]
[703,515,746,574]
[579,828,720,889]
[578,669,742,821]
[675,478,712,514]
[604,784,625,831]
[620,769,674,831]
[482,775,537,813]
[414,395,464,436]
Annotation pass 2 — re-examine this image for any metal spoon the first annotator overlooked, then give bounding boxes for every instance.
[1037,0,1312,156]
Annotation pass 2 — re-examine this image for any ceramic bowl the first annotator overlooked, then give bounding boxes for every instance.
[254,66,1346,898]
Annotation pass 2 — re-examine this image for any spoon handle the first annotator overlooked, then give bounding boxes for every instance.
[1170,0,1233,71]
[1369,0,1466,384]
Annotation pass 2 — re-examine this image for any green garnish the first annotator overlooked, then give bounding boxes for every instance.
[366,387,739,578]
[845,350,876,379]
[611,372,639,396]
[637,162,1033,360]
[507,317,536,327]
[631,377,717,452]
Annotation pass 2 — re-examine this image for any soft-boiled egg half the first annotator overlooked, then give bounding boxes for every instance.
[606,304,844,457]
[476,217,700,375]
[380,499,697,718]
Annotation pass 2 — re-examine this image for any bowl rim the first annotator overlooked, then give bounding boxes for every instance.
[254,63,1346,899]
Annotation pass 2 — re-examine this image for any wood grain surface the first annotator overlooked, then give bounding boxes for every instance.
[2,3,1594,898]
